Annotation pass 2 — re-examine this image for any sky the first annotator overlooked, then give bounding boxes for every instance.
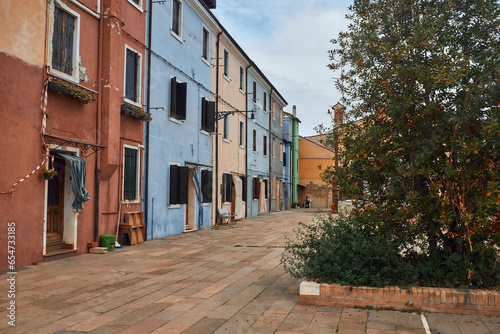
[212,0,353,136]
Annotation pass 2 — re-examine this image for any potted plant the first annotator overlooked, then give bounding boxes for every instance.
[121,103,152,122]
[47,79,96,104]
[39,168,58,180]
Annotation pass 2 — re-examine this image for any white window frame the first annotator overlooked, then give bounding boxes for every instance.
[169,75,183,124]
[122,145,141,204]
[127,0,144,12]
[239,66,244,93]
[123,45,143,108]
[223,49,230,81]
[223,113,230,142]
[239,120,245,148]
[47,0,81,83]
[168,162,182,209]
[171,0,183,43]
[201,26,210,66]
[200,94,210,136]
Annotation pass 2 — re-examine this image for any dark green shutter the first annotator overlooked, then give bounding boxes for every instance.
[169,165,179,205]
[201,170,212,203]
[170,77,178,118]
[241,175,247,202]
[125,49,137,101]
[124,148,137,200]
[178,166,188,204]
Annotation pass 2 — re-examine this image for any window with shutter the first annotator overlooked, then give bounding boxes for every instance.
[223,173,232,202]
[253,177,260,200]
[223,50,229,77]
[169,164,189,205]
[201,170,212,203]
[123,147,138,201]
[223,116,229,140]
[263,179,268,199]
[241,175,247,202]
[125,49,138,102]
[170,77,187,120]
[239,67,244,91]
[253,129,256,152]
[283,151,287,167]
[172,0,182,36]
[252,81,256,103]
[201,98,215,132]
[52,6,76,76]
[263,135,267,156]
[202,28,209,61]
[263,92,267,111]
[239,121,244,146]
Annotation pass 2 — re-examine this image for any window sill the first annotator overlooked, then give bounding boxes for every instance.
[127,0,144,12]
[168,204,181,209]
[169,117,183,125]
[123,199,141,204]
[201,130,210,136]
[202,57,210,67]
[223,75,230,83]
[48,68,79,85]
[223,138,230,143]
[124,98,142,109]
[171,30,183,43]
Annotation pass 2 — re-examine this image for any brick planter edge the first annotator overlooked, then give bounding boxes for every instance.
[299,281,500,316]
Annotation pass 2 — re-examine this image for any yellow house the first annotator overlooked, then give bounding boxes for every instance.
[298,135,335,208]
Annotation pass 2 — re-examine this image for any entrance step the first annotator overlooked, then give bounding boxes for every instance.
[43,249,77,262]
[46,241,64,252]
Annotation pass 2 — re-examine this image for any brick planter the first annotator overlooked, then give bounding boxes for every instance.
[300,281,500,316]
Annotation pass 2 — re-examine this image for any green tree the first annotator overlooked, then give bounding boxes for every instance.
[327,0,500,287]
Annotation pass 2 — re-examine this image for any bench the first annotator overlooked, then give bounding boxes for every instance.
[218,208,235,225]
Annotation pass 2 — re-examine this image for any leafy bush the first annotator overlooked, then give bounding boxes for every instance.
[281,214,418,287]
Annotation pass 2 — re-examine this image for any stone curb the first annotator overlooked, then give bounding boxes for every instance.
[299,281,500,316]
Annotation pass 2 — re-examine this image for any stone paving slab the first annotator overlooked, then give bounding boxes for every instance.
[1,209,499,333]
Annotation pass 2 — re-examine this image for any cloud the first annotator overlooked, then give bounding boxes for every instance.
[214,1,350,135]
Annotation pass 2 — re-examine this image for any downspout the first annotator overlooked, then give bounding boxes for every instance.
[268,88,273,213]
[145,0,153,238]
[245,64,251,217]
[94,0,104,242]
[215,31,222,221]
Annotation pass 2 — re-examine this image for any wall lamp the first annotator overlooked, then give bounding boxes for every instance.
[215,108,256,121]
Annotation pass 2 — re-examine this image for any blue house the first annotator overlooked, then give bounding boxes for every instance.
[144,0,217,238]
[283,112,293,210]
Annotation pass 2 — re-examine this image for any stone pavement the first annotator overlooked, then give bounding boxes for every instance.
[1,209,499,333]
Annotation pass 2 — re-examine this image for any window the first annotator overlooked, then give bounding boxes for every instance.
[123,146,140,201]
[223,115,229,140]
[280,109,283,126]
[272,138,276,158]
[263,135,267,156]
[263,92,267,111]
[222,173,232,203]
[124,46,142,106]
[50,5,80,81]
[239,67,244,91]
[169,164,188,205]
[201,169,212,203]
[170,77,187,120]
[202,27,209,61]
[241,175,247,202]
[172,0,182,38]
[201,97,215,132]
[239,120,244,147]
[223,49,229,78]
[252,129,257,152]
[252,81,256,103]
[272,101,276,120]
[253,177,260,200]
[283,151,287,167]
[127,0,143,11]
[263,179,268,199]
[272,178,275,198]
[280,143,283,161]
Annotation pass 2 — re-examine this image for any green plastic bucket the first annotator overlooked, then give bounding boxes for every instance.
[100,234,116,251]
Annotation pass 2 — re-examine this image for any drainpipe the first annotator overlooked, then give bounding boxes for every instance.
[245,64,251,217]
[268,88,273,213]
[94,0,105,243]
[144,0,153,238]
[215,31,222,222]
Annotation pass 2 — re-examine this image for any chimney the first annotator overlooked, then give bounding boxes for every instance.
[293,105,296,117]
[333,103,344,126]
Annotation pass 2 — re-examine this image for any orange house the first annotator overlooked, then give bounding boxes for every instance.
[298,135,335,208]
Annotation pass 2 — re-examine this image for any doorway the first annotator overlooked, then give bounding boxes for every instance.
[46,157,65,245]
[185,167,197,231]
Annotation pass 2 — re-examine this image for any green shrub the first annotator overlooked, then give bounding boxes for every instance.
[281,214,418,287]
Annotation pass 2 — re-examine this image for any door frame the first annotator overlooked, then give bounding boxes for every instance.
[43,145,80,255]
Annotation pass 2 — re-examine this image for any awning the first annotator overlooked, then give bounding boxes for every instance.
[53,152,90,212]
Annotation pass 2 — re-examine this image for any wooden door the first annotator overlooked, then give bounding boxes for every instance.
[46,158,65,244]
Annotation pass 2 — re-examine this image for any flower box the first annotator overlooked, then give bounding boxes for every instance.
[47,79,96,104]
[120,103,152,122]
